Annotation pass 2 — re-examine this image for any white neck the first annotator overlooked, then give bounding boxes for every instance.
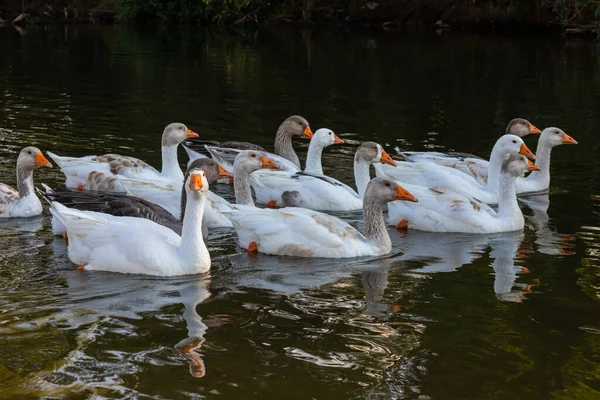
[304,140,325,174]
[486,143,505,192]
[178,190,210,271]
[496,172,521,220]
[161,145,184,181]
[354,161,371,199]
[524,139,552,187]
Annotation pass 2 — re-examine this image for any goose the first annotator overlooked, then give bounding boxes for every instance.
[386,154,539,233]
[183,115,313,173]
[42,158,232,239]
[375,134,536,205]
[49,169,211,276]
[0,146,52,218]
[395,118,541,184]
[249,141,397,211]
[48,122,198,191]
[514,127,577,195]
[221,177,418,258]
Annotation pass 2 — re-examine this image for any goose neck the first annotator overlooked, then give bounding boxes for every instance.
[362,196,392,253]
[16,164,34,198]
[525,140,552,185]
[233,166,255,206]
[354,160,371,199]
[161,145,184,181]
[274,128,300,168]
[496,173,520,219]
[304,140,324,174]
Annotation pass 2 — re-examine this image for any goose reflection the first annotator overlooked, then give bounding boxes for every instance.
[519,193,575,256]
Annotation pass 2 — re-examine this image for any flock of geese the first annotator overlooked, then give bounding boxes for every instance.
[0,115,577,276]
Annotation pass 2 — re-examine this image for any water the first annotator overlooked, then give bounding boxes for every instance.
[0,24,599,399]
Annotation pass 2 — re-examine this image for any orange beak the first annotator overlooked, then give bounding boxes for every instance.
[529,123,542,134]
[302,126,313,139]
[396,184,418,202]
[333,134,344,144]
[527,160,541,172]
[519,143,536,161]
[36,152,52,168]
[189,174,204,191]
[217,164,233,178]
[562,133,578,144]
[186,128,199,139]
[261,155,279,169]
[379,150,397,166]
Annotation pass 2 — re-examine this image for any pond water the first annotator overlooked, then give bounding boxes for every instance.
[1,24,600,399]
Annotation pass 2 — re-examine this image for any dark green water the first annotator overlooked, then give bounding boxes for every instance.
[0,24,599,399]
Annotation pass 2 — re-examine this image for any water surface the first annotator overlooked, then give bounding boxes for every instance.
[0,25,599,399]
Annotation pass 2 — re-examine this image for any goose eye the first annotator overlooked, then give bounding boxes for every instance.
[251,154,256,158]
[555,131,560,135]
[512,140,517,144]
[329,132,332,135]
[385,182,391,187]
[27,151,31,154]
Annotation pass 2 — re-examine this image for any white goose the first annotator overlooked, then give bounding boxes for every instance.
[0,147,53,218]
[375,134,536,205]
[222,177,418,258]
[396,118,541,184]
[386,154,539,233]
[49,169,211,276]
[183,115,313,173]
[514,127,577,195]
[250,141,397,211]
[48,122,198,191]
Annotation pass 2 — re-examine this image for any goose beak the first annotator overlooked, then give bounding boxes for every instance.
[529,124,542,134]
[186,128,199,139]
[527,160,541,172]
[380,150,397,166]
[396,184,418,202]
[333,134,344,144]
[302,126,314,139]
[519,143,536,161]
[562,133,578,144]
[189,174,204,191]
[218,165,233,178]
[261,155,279,169]
[35,152,52,168]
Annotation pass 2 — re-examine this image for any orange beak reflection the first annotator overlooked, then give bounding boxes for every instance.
[380,150,397,167]
[562,133,578,144]
[186,128,199,139]
[527,160,541,172]
[519,143,536,161]
[261,155,279,169]
[189,174,204,191]
[218,165,233,178]
[396,185,418,202]
[302,126,314,139]
[333,134,344,144]
[529,124,542,134]
[36,152,52,168]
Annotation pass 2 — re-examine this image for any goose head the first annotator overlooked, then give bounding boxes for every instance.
[186,169,209,196]
[281,190,302,207]
[365,177,418,204]
[540,127,578,147]
[162,123,199,147]
[279,115,313,139]
[494,134,536,161]
[312,128,344,148]
[506,118,541,137]
[20,147,52,170]
[233,150,280,173]
[186,158,233,184]
[501,153,541,176]
[355,142,397,166]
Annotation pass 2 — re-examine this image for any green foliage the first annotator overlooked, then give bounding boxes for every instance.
[540,0,600,25]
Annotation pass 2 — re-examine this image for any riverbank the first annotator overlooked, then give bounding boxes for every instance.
[1,0,598,39]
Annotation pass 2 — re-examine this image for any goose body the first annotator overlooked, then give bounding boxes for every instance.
[251,141,397,211]
[0,147,52,218]
[223,177,418,258]
[396,118,541,185]
[386,154,539,233]
[375,135,536,205]
[50,170,211,276]
[48,123,198,191]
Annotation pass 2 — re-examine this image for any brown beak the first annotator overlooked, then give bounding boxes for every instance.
[380,150,397,167]
[189,174,204,191]
[261,155,279,169]
[36,152,52,168]
[396,184,418,202]
[186,128,199,139]
[519,143,536,161]
[529,123,542,134]
[562,133,578,144]
[302,126,314,139]
[527,160,541,172]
